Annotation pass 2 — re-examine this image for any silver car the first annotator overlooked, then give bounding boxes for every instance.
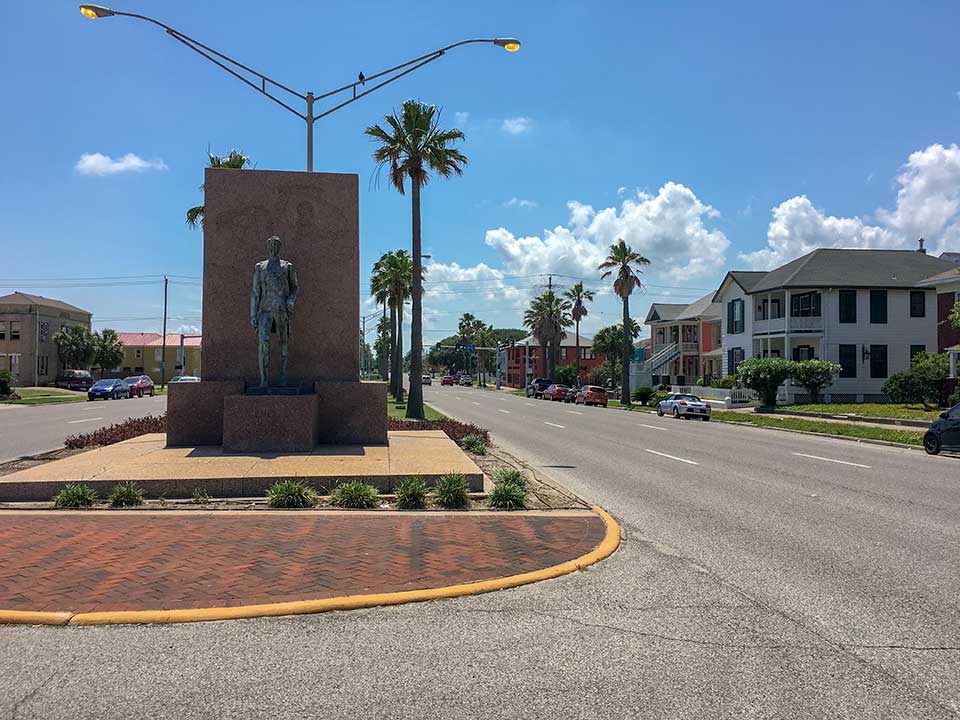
[656,393,712,421]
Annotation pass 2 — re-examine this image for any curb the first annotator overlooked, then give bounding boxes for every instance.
[0,505,621,627]
[712,416,926,452]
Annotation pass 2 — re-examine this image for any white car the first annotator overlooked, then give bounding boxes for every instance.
[656,393,712,420]
[421,374,432,385]
[169,375,201,383]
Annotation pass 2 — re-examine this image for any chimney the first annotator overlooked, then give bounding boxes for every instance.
[917,237,927,254]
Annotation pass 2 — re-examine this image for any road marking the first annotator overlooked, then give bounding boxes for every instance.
[638,423,668,431]
[498,409,511,414]
[567,410,583,415]
[455,396,463,400]
[472,401,481,406]
[67,417,103,424]
[544,421,565,428]
[792,452,870,469]
[644,449,699,465]
[525,403,535,407]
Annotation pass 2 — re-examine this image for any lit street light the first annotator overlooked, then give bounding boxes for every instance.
[78,5,520,171]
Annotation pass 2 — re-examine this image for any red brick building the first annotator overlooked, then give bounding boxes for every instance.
[503,333,605,388]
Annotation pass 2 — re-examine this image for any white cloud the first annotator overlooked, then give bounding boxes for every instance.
[504,197,538,209]
[454,111,470,126]
[75,152,168,176]
[501,117,533,135]
[740,143,960,269]
[174,324,200,334]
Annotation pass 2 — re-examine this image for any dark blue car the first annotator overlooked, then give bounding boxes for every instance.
[923,403,960,455]
[87,378,131,401]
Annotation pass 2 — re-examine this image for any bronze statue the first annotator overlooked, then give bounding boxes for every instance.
[250,235,300,387]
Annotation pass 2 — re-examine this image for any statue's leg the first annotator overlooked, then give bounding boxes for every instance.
[257,315,270,387]
[279,317,290,387]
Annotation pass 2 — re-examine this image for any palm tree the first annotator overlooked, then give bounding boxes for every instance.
[92,329,124,379]
[366,100,468,420]
[186,150,252,229]
[370,253,393,383]
[598,239,650,404]
[476,323,497,387]
[563,282,595,384]
[591,321,640,391]
[371,250,415,400]
[53,325,94,370]
[523,291,573,381]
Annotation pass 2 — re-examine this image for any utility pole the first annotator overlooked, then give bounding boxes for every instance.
[360,315,366,380]
[160,275,168,388]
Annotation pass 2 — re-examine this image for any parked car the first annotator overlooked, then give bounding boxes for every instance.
[656,393,712,420]
[563,386,580,403]
[169,376,200,383]
[441,375,456,386]
[923,402,960,455]
[542,384,570,401]
[526,378,551,398]
[421,374,432,386]
[87,378,131,401]
[458,374,473,386]
[575,385,608,407]
[54,369,94,391]
[124,375,156,398]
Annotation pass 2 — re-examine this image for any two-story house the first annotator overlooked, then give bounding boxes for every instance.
[917,263,960,387]
[642,293,722,386]
[714,248,956,403]
[503,333,602,388]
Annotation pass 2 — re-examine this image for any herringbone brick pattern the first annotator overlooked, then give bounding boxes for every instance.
[0,512,605,613]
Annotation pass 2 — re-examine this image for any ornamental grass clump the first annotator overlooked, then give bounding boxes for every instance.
[460,434,486,455]
[267,480,318,508]
[491,467,528,492]
[433,472,470,509]
[191,487,210,504]
[108,481,144,508]
[488,467,529,510]
[394,476,428,509]
[330,480,380,509]
[53,483,97,508]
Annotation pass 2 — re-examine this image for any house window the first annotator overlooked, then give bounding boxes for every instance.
[154,349,162,362]
[581,348,593,360]
[792,345,815,361]
[791,292,821,317]
[727,347,745,374]
[869,344,888,378]
[838,344,857,378]
[910,344,926,363]
[37,355,48,377]
[727,299,744,334]
[10,321,20,340]
[135,348,142,360]
[870,290,887,324]
[839,290,857,323]
[39,322,48,343]
[909,290,925,318]
[560,348,568,360]
[0,321,5,340]
[756,301,766,320]
[770,299,782,319]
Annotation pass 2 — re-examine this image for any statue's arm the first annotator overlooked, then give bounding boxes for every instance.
[250,266,260,326]
[287,264,300,306]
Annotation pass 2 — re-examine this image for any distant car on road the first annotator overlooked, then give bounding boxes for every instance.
[169,376,201,383]
[87,378,131,401]
[923,402,960,455]
[563,386,580,403]
[441,375,456,386]
[657,393,711,420]
[458,374,473,386]
[421,374,432,385]
[542,384,570,401]
[575,385,608,407]
[525,378,551,398]
[124,375,155,398]
[54,369,94,391]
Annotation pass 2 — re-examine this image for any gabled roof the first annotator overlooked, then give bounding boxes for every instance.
[644,303,686,324]
[710,271,766,301]
[676,293,721,321]
[0,291,92,316]
[916,265,960,287]
[116,332,162,347]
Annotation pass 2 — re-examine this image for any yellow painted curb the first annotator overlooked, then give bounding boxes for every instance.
[0,610,73,626]
[6,506,621,627]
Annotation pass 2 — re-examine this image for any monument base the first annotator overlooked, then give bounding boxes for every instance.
[167,380,243,446]
[223,394,318,453]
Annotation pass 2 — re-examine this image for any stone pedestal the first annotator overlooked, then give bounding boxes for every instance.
[315,381,388,445]
[222,394,319,453]
[167,380,243,446]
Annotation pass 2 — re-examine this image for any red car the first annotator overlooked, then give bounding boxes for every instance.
[542,384,570,401]
[575,385,608,407]
[440,375,456,386]
[124,375,156,398]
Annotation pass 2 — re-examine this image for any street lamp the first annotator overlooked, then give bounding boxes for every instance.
[78,5,520,171]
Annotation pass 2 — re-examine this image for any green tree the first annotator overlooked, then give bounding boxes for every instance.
[592,322,639,391]
[735,357,794,407]
[598,239,650,405]
[370,250,416,400]
[563,281,595,383]
[523,291,572,381]
[883,352,950,409]
[476,323,497,386]
[792,359,841,404]
[0,369,12,396]
[53,324,94,370]
[950,299,960,331]
[92,329,125,379]
[554,363,579,387]
[366,100,467,420]
[186,150,252,228]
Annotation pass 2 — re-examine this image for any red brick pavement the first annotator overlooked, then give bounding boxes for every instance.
[0,511,606,614]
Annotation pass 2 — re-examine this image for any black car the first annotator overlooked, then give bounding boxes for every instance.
[923,402,960,455]
[563,386,581,403]
[55,369,94,391]
[525,378,551,398]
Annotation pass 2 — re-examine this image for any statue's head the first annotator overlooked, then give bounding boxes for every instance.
[266,235,281,259]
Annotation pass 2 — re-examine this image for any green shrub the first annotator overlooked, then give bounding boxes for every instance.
[650,390,670,406]
[554,362,579,387]
[488,481,527,509]
[491,467,528,492]
[394,476,428,509]
[631,386,654,406]
[711,375,737,389]
[267,479,317,508]
[191,487,210,504]
[53,483,97,508]
[433,472,469,509]
[792,360,841,404]
[0,369,12,396]
[108,481,144,507]
[882,352,949,409]
[949,389,960,407]
[735,357,794,406]
[330,480,379,509]
[695,377,704,386]
[460,433,486,455]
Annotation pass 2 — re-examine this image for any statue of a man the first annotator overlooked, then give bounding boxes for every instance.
[250,235,300,387]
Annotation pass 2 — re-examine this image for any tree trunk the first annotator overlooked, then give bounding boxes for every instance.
[621,296,631,405]
[388,302,398,397]
[396,304,404,403]
[540,342,547,380]
[575,319,581,384]
[380,302,388,381]
[406,176,424,419]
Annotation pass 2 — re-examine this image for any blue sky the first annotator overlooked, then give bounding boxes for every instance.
[2,0,959,345]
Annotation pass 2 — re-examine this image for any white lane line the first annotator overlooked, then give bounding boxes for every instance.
[525,403,535,407]
[644,449,699,465]
[67,417,103,424]
[638,423,668,431]
[498,409,511,414]
[472,401,481,406]
[567,410,583,415]
[454,396,463,400]
[544,421,565,428]
[792,452,870,469]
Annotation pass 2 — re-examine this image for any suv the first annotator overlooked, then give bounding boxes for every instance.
[55,369,94,391]
[458,374,473,386]
[526,378,551,398]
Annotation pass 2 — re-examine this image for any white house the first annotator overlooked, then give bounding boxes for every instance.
[713,248,957,403]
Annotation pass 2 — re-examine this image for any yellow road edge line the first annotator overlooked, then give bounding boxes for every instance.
[2,505,620,627]
[0,610,73,626]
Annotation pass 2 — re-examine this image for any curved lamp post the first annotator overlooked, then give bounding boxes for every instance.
[78,5,520,171]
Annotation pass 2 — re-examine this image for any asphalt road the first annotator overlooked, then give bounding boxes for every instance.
[2,386,958,718]
[0,395,167,464]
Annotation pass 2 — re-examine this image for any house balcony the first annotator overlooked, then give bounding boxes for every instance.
[752,316,822,335]
[753,317,785,334]
[789,316,822,333]
[680,341,699,354]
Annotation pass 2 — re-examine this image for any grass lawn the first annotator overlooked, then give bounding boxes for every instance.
[786,403,942,422]
[387,397,446,421]
[711,410,924,446]
[2,388,87,405]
